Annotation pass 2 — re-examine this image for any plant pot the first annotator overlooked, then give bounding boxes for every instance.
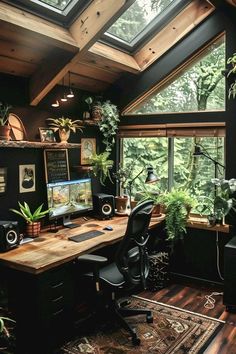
[152,204,161,217]
[115,196,128,214]
[59,129,70,143]
[26,221,41,237]
[0,125,11,141]
[130,200,138,210]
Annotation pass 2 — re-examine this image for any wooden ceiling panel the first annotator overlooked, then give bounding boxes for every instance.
[69,73,109,93]
[79,52,124,75]
[0,56,37,77]
[72,61,121,84]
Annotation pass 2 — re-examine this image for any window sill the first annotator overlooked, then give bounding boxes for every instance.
[187,217,230,233]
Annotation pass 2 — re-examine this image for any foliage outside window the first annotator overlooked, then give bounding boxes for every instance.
[129,36,225,114]
[121,136,225,213]
[107,0,174,44]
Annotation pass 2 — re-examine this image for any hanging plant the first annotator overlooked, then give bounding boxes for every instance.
[98,100,120,152]
[89,152,114,185]
[227,53,236,99]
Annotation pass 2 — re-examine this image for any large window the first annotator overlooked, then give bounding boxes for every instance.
[121,133,225,212]
[126,35,225,113]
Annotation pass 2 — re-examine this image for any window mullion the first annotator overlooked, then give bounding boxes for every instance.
[168,137,174,191]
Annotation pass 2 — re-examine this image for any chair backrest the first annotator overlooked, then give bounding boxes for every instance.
[115,200,154,288]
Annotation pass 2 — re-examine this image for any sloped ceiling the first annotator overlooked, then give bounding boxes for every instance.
[0,0,232,107]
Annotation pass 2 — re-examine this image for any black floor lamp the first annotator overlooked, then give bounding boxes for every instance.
[193,145,225,197]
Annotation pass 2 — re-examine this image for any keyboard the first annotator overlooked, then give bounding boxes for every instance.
[68,230,105,243]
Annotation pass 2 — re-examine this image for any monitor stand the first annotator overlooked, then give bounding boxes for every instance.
[63,215,81,229]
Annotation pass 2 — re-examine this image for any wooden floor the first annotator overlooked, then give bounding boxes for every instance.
[140,281,236,353]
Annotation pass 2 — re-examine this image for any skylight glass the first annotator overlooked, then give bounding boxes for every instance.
[106,0,174,44]
[32,0,72,11]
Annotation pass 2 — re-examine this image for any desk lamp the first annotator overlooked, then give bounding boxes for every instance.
[127,166,159,208]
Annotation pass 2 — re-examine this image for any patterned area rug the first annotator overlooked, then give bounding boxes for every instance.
[59,296,224,354]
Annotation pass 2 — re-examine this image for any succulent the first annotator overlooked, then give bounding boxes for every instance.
[10,202,49,223]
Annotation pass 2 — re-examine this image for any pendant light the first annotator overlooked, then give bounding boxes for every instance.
[51,100,59,107]
[61,76,68,102]
[67,71,74,98]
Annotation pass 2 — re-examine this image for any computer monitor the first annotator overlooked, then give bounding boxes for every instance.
[46,178,93,228]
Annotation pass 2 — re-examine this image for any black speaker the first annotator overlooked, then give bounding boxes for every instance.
[0,221,20,252]
[224,236,236,312]
[93,193,115,220]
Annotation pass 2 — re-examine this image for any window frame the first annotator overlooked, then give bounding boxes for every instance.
[101,0,192,53]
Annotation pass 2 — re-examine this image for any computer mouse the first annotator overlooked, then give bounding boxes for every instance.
[103,225,113,231]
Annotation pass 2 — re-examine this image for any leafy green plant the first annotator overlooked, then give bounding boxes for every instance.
[47,116,83,133]
[10,202,49,223]
[98,100,119,152]
[227,53,236,99]
[0,316,15,337]
[89,152,114,186]
[113,163,133,194]
[161,189,197,241]
[0,102,12,126]
[211,178,236,220]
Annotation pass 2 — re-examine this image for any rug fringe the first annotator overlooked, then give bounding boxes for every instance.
[132,295,225,324]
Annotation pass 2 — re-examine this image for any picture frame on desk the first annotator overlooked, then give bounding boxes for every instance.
[81,138,96,165]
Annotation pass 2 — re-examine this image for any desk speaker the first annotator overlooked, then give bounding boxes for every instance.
[0,221,20,252]
[93,193,115,220]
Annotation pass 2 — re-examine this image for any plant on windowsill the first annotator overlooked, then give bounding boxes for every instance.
[160,189,197,242]
[0,102,12,141]
[89,152,114,186]
[211,178,236,224]
[112,163,132,213]
[47,116,83,143]
[10,202,49,238]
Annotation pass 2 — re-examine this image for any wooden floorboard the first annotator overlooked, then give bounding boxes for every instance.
[140,281,236,353]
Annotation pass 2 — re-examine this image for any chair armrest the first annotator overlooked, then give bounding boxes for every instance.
[77,254,108,264]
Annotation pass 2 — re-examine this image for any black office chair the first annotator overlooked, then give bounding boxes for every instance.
[77,200,154,345]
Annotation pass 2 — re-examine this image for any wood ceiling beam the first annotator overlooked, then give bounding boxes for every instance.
[0,2,78,52]
[30,0,134,106]
[88,42,141,74]
[134,0,215,71]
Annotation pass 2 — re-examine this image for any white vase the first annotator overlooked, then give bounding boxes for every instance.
[59,129,70,143]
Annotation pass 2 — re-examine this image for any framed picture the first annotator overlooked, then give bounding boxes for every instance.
[81,138,96,165]
[0,167,7,194]
[44,149,70,183]
[39,128,56,143]
[19,164,36,193]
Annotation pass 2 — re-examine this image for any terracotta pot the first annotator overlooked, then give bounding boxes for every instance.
[130,200,138,210]
[0,125,11,141]
[115,196,128,214]
[26,221,41,238]
[152,204,161,217]
[59,129,70,143]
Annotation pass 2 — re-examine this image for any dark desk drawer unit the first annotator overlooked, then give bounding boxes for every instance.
[6,262,76,354]
[224,236,236,312]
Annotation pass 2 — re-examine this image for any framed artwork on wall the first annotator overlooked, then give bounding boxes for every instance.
[39,128,56,143]
[81,138,96,165]
[44,149,70,183]
[0,167,7,194]
[19,164,36,193]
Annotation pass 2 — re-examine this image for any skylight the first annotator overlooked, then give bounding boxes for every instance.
[34,0,72,11]
[107,0,174,44]
[102,0,192,52]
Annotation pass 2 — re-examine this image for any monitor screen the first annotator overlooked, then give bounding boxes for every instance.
[46,178,93,228]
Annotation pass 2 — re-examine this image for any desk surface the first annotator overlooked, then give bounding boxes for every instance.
[0,215,164,275]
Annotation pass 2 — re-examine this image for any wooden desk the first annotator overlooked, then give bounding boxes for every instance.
[0,216,163,354]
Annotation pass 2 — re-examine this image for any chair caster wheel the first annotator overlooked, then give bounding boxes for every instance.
[147,314,153,323]
[132,336,140,346]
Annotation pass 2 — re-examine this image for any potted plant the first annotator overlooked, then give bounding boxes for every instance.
[0,102,12,141]
[10,202,49,237]
[89,152,114,186]
[211,178,236,224]
[227,53,236,98]
[98,100,119,152]
[139,189,162,217]
[84,96,103,122]
[112,163,132,213]
[47,116,83,143]
[0,314,16,352]
[161,189,197,241]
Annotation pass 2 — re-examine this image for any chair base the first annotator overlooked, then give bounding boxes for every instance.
[113,298,153,346]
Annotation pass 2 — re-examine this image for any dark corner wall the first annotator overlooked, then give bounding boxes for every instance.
[0,74,106,230]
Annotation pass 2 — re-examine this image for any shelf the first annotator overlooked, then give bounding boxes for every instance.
[0,140,81,149]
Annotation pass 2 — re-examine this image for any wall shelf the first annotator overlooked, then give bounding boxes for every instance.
[0,141,81,149]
